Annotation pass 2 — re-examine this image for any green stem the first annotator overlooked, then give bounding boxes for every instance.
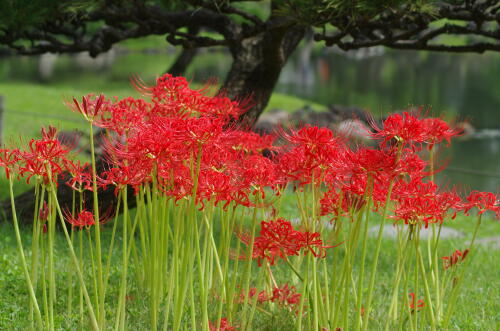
[8,177,43,329]
[47,190,55,331]
[240,205,259,331]
[442,214,482,328]
[89,123,105,329]
[29,181,41,330]
[45,169,99,331]
[355,176,374,331]
[115,187,128,330]
[68,190,76,315]
[103,192,121,294]
[415,230,436,330]
[385,226,413,330]
[362,178,395,330]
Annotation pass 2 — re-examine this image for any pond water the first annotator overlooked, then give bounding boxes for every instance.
[1,45,499,192]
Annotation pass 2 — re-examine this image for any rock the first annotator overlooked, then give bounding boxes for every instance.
[335,119,371,142]
[73,49,116,69]
[328,104,373,124]
[290,106,340,128]
[469,236,500,250]
[38,53,58,80]
[368,225,464,240]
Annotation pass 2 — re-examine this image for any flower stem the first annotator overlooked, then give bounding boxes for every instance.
[8,177,43,329]
[89,123,105,329]
[442,214,482,328]
[45,169,99,331]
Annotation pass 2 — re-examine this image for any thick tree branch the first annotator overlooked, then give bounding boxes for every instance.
[0,5,247,56]
[315,0,500,53]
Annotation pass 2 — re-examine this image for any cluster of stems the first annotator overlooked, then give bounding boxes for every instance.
[4,76,497,330]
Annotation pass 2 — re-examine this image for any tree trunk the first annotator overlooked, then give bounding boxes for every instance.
[222,24,306,127]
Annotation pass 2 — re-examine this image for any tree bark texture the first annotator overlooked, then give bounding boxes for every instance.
[223,25,306,127]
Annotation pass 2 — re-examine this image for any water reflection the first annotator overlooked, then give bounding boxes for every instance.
[281,49,500,128]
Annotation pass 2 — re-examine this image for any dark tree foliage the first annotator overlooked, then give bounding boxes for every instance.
[1,0,499,124]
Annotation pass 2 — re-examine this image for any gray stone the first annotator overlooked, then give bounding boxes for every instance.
[368,225,464,240]
[469,236,500,250]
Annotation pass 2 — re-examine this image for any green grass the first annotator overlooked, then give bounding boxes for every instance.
[0,81,324,142]
[0,211,498,330]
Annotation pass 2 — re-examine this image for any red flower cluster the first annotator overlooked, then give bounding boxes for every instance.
[0,148,20,179]
[278,125,347,186]
[0,127,97,190]
[442,249,469,270]
[77,74,282,209]
[463,191,499,218]
[251,218,334,266]
[408,292,425,313]
[64,210,95,229]
[209,317,235,331]
[391,179,462,227]
[240,283,301,309]
[269,283,302,307]
[371,111,461,148]
[63,207,114,230]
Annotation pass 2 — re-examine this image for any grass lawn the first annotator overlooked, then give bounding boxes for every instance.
[0,210,498,329]
[0,81,325,142]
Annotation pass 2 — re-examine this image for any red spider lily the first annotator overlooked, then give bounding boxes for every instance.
[208,318,235,331]
[63,207,115,230]
[442,249,469,270]
[320,189,365,218]
[294,231,338,258]
[253,218,302,265]
[462,191,499,218]
[0,148,20,179]
[63,159,93,192]
[371,112,427,146]
[372,111,461,150]
[100,161,151,195]
[392,179,461,227]
[237,154,282,199]
[98,97,148,134]
[408,292,425,313]
[421,117,461,149]
[396,148,427,180]
[347,147,398,179]
[237,284,301,310]
[222,130,275,155]
[251,218,335,265]
[270,283,302,307]
[64,209,95,229]
[237,287,269,305]
[284,125,337,147]
[278,125,347,186]
[69,94,107,122]
[133,74,243,121]
[18,127,70,184]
